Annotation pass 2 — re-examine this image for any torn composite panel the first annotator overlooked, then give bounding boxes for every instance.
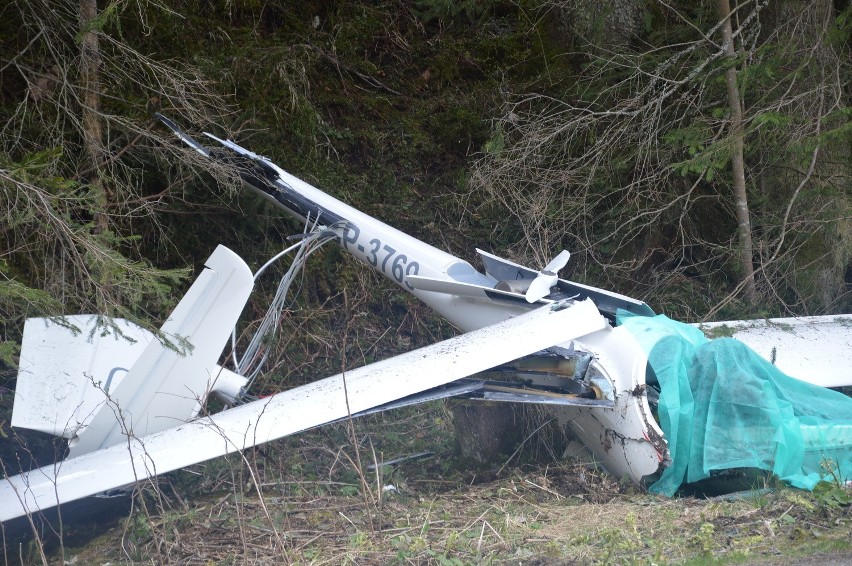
[549,324,670,483]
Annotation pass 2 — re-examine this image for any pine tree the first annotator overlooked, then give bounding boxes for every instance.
[471,0,851,318]
[0,0,233,368]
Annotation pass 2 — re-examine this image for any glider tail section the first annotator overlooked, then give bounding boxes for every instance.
[11,246,253,458]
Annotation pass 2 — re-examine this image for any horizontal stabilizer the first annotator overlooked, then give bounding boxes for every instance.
[1,299,607,522]
[406,275,542,304]
[13,316,151,439]
[12,315,249,440]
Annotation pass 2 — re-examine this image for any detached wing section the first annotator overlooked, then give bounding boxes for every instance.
[1,299,605,522]
[697,315,852,388]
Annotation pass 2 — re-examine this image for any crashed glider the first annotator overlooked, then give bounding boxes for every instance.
[3,117,851,526]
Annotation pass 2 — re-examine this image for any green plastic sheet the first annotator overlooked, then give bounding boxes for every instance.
[617,311,852,496]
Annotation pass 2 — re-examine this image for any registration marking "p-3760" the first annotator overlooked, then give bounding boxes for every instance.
[338,223,420,290]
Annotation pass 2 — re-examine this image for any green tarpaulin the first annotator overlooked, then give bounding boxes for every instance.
[617,312,852,496]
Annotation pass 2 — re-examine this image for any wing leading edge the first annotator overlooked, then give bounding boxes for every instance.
[1,298,605,522]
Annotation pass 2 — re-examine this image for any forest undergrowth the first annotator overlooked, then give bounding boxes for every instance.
[9,401,851,565]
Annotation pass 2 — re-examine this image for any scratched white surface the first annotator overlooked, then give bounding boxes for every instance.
[697,315,852,388]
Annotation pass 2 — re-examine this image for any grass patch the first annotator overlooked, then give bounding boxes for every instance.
[45,404,852,565]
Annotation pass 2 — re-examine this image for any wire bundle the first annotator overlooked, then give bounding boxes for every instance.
[231,217,344,399]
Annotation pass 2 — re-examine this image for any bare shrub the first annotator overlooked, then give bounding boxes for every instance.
[470,0,850,318]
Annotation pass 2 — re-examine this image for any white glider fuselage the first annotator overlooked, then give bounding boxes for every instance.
[209,135,524,331]
[196,133,668,484]
[206,134,653,329]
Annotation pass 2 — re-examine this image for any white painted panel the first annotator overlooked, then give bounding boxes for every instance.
[407,275,535,302]
[13,313,249,438]
[68,245,253,456]
[13,316,151,438]
[697,315,852,388]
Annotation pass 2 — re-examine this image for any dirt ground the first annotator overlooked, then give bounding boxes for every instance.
[10,459,850,564]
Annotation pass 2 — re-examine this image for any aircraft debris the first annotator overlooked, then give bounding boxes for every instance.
[2,117,850,530]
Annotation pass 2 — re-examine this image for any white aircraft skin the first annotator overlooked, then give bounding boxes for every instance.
[0,120,669,525]
[165,123,669,484]
[696,316,852,389]
[13,314,250,440]
[1,297,608,524]
[181,127,850,479]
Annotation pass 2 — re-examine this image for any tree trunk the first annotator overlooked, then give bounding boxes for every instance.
[452,401,522,469]
[79,0,108,233]
[716,0,757,302]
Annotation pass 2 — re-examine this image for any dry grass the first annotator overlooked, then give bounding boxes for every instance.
[18,404,850,566]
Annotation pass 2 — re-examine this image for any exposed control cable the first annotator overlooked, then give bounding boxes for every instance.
[231,215,346,399]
